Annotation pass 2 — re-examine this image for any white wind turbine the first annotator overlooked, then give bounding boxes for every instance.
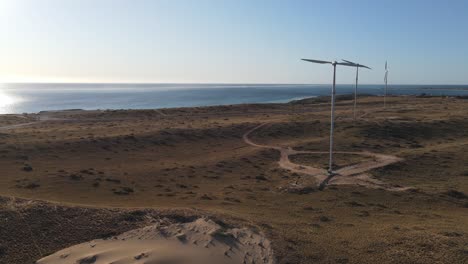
[301,58,357,175]
[384,61,389,108]
[341,59,371,120]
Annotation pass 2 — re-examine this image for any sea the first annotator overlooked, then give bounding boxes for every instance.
[0,83,467,114]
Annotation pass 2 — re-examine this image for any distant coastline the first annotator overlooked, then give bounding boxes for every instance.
[390,86,468,91]
[1,83,468,114]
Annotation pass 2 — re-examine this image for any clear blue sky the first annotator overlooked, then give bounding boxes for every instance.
[0,0,467,84]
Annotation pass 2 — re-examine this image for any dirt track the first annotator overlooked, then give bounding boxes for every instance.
[243,123,409,191]
[0,112,67,131]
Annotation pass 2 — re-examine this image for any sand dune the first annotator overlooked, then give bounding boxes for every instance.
[37,218,274,264]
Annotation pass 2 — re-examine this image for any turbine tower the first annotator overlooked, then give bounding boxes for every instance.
[342,59,371,120]
[301,58,356,175]
[384,61,389,108]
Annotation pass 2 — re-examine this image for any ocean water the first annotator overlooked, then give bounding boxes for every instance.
[0,83,467,114]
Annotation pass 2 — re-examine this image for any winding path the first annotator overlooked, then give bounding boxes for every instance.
[243,123,409,191]
[0,113,67,131]
[1,112,408,191]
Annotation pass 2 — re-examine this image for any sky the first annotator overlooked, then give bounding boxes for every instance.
[0,0,467,84]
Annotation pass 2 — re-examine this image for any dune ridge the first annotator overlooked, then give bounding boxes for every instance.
[37,218,274,264]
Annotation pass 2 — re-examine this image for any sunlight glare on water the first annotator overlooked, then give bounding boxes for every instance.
[0,89,20,114]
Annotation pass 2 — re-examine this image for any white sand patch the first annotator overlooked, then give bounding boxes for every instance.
[37,218,274,264]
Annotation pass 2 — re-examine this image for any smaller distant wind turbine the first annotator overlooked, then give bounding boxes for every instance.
[301,58,356,175]
[384,61,389,108]
[341,59,371,120]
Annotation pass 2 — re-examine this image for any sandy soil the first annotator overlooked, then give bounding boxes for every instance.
[1,95,468,263]
[38,218,273,264]
[243,122,407,191]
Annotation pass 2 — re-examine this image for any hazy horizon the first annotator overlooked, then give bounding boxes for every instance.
[2,82,468,86]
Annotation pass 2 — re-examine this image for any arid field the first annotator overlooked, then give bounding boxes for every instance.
[1,95,467,263]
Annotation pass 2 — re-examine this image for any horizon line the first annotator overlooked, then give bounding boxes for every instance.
[2,82,468,86]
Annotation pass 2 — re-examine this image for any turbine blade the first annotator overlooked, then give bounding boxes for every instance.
[385,61,387,70]
[342,59,372,70]
[301,59,332,64]
[336,62,357,67]
[342,59,357,65]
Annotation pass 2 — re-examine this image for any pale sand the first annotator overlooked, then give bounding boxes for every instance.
[37,218,274,264]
